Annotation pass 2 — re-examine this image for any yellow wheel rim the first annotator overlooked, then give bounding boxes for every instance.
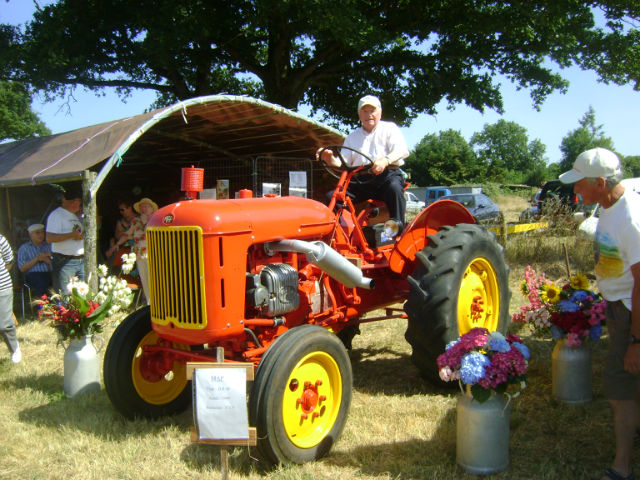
[457,257,500,334]
[131,331,189,405]
[281,351,342,449]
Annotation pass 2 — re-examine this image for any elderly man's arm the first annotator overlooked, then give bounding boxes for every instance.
[46,230,83,243]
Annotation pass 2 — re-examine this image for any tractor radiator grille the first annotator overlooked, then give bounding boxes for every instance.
[147,226,207,329]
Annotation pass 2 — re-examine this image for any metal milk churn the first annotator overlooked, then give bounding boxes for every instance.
[551,338,592,405]
[456,388,511,475]
[63,335,103,397]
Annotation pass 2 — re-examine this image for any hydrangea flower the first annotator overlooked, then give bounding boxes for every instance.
[436,327,529,403]
[460,352,491,385]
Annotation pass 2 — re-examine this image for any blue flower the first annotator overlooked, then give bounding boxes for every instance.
[570,290,589,303]
[589,324,603,342]
[460,351,490,384]
[559,299,580,313]
[445,340,459,351]
[551,325,564,340]
[489,337,511,353]
[512,342,531,360]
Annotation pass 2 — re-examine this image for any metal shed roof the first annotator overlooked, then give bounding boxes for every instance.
[0,95,345,193]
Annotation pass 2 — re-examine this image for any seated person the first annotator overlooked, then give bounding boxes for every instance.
[17,223,53,298]
[105,198,138,266]
[318,95,409,225]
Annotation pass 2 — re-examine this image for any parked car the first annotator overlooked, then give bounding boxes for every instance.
[405,191,425,215]
[439,193,503,224]
[519,179,581,222]
[424,186,451,206]
[425,186,483,206]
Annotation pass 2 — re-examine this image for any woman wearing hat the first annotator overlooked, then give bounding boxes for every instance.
[110,197,159,303]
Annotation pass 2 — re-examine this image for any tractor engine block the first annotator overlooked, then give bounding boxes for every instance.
[246,263,300,316]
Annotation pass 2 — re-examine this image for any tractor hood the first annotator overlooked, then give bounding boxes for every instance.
[148,196,336,240]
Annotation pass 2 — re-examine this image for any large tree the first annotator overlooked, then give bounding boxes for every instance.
[404,129,483,186]
[470,119,548,184]
[558,106,615,172]
[0,80,50,141]
[2,1,640,127]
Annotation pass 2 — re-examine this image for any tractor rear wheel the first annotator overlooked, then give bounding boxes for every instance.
[103,306,191,418]
[249,325,352,465]
[404,224,510,383]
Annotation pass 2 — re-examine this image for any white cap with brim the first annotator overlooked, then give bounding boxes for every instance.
[559,147,622,184]
[357,95,381,112]
[27,223,45,233]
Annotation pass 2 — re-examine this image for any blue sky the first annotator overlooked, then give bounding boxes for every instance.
[4,1,640,163]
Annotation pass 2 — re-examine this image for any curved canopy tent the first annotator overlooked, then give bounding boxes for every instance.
[0,95,345,287]
[0,94,344,191]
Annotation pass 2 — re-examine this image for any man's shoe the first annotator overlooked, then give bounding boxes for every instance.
[11,347,21,364]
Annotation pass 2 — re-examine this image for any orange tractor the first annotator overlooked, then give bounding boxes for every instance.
[103,146,510,465]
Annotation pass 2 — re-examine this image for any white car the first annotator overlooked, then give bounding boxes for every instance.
[577,177,640,238]
[405,191,425,215]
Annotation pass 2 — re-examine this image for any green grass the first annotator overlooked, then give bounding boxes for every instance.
[0,220,620,480]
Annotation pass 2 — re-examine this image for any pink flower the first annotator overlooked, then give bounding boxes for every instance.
[566,332,582,347]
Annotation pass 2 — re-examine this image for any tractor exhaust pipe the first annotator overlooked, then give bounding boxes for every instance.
[266,239,375,290]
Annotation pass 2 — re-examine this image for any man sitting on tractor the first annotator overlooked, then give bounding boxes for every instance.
[317,95,409,226]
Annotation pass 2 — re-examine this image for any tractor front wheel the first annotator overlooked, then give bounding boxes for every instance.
[249,325,352,464]
[103,306,191,418]
[404,224,511,383]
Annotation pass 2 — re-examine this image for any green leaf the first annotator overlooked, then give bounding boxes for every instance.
[72,287,90,316]
[86,290,114,325]
[471,385,492,403]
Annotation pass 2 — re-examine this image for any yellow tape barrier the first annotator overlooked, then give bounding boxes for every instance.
[487,221,548,235]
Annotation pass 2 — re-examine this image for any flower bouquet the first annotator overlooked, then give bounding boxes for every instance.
[37,253,137,340]
[512,266,606,346]
[437,328,529,403]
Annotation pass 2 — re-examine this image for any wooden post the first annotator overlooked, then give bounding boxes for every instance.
[216,346,229,480]
[499,215,507,246]
[82,170,98,292]
[563,243,572,279]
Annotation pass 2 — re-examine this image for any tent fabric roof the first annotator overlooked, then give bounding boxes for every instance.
[0,95,345,190]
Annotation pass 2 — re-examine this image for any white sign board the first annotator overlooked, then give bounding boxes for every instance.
[193,367,249,440]
[289,171,308,198]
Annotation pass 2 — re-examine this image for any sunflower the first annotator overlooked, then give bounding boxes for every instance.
[541,283,562,304]
[570,273,590,290]
[519,280,529,296]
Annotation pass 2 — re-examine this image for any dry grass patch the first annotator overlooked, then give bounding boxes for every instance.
[495,194,530,223]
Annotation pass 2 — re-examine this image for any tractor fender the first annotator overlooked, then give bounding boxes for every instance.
[389,200,475,276]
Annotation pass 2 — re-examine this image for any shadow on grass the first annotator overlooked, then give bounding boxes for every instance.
[349,345,453,397]
[9,372,193,440]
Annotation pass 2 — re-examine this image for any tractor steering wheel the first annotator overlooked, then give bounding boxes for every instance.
[318,145,376,184]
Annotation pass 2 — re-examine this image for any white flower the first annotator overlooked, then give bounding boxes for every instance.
[67,279,89,296]
[98,264,109,277]
[120,252,137,274]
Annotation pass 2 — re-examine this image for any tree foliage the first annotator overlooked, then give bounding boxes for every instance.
[470,120,547,184]
[622,155,640,178]
[558,106,615,172]
[404,129,482,186]
[0,80,50,141]
[2,1,640,127]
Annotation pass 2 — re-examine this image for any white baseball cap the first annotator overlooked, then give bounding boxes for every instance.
[559,147,622,184]
[357,95,381,112]
[27,223,45,233]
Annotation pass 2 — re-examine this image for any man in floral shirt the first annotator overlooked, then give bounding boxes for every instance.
[560,147,640,480]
